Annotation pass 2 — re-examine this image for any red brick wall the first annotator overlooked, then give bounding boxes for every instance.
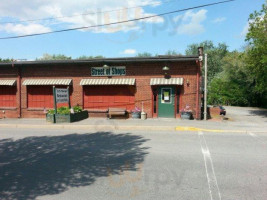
[0,61,200,119]
[0,66,20,118]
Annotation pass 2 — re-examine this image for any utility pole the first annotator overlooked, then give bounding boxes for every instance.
[204,54,208,120]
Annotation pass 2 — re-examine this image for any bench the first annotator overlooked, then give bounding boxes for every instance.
[108,108,126,119]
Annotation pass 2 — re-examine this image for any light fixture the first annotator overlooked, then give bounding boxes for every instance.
[186,79,190,86]
[103,64,109,69]
[162,66,170,71]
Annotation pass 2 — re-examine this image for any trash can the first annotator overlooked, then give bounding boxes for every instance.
[141,112,147,120]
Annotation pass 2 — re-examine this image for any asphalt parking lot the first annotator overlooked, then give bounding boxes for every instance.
[0,106,266,200]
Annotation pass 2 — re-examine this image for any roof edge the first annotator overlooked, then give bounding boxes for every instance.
[0,55,199,66]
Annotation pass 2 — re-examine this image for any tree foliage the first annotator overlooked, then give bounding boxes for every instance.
[77,55,105,60]
[208,52,250,106]
[0,58,13,62]
[136,52,153,57]
[185,40,228,82]
[37,53,72,60]
[244,3,267,107]
[165,50,181,56]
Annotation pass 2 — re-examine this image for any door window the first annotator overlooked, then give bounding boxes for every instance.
[161,88,172,104]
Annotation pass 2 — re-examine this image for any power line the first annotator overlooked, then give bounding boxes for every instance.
[0,0,178,24]
[0,0,236,40]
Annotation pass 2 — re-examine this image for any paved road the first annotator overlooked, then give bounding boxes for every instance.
[0,127,266,200]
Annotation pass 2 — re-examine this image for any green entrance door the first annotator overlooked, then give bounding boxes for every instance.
[158,86,175,118]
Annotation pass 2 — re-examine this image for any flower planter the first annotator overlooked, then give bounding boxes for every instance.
[46,111,88,123]
[132,112,141,119]
[46,113,55,123]
[181,112,193,120]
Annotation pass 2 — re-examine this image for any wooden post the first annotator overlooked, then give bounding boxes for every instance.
[53,86,57,114]
[67,86,71,109]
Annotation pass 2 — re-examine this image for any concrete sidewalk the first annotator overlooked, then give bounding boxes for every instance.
[0,117,265,133]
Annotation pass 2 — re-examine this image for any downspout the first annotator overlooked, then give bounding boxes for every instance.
[196,47,204,120]
[17,65,22,118]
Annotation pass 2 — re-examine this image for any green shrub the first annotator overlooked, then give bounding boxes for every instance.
[47,109,55,114]
[73,105,83,113]
[47,106,83,115]
[57,106,71,114]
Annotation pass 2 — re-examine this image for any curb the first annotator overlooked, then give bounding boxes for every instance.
[0,123,265,133]
[0,124,176,131]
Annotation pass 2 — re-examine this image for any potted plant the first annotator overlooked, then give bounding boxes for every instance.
[46,105,88,123]
[180,105,193,120]
[131,106,141,119]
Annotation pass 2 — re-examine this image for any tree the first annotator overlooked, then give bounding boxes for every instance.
[136,52,153,57]
[185,41,228,83]
[37,54,72,60]
[77,55,104,60]
[165,50,181,56]
[0,58,12,62]
[208,51,250,106]
[244,3,267,107]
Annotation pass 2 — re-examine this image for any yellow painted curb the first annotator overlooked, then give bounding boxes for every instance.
[175,126,245,133]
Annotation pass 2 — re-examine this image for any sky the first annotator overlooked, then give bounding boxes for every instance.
[0,0,265,60]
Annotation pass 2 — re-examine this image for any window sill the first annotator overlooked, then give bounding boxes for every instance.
[0,107,17,110]
[86,109,108,113]
[27,108,48,111]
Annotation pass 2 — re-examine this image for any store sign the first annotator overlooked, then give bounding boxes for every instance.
[55,88,69,103]
[91,66,126,76]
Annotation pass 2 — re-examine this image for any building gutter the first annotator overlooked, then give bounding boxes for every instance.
[0,57,199,66]
[17,65,22,118]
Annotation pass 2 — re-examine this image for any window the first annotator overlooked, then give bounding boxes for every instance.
[84,86,135,110]
[177,89,180,114]
[0,86,16,108]
[27,86,53,108]
[161,88,172,104]
[153,89,157,113]
[27,86,70,108]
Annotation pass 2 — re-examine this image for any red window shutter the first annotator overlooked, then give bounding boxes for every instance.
[0,86,16,108]
[83,86,135,111]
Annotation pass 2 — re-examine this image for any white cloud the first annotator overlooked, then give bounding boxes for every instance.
[240,15,264,37]
[0,23,51,35]
[212,17,226,23]
[173,9,207,35]
[121,49,137,55]
[240,22,249,37]
[0,0,164,35]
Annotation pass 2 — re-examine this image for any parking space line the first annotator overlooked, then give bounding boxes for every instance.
[198,131,222,200]
[248,132,258,138]
[248,132,267,148]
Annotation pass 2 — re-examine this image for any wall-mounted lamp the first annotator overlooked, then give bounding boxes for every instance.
[162,66,170,71]
[103,64,109,69]
[186,79,190,86]
[162,66,170,75]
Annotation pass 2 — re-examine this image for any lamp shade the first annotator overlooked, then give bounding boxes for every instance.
[162,66,170,71]
[103,64,109,69]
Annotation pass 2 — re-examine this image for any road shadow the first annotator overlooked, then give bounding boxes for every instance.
[0,132,149,200]
[248,109,267,118]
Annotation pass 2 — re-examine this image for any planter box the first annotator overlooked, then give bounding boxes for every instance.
[46,111,88,123]
[132,112,141,119]
[46,113,55,123]
[181,112,193,120]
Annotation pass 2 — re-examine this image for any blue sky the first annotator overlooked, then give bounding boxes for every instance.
[0,0,265,60]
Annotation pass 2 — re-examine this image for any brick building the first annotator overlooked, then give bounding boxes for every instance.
[0,48,203,119]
